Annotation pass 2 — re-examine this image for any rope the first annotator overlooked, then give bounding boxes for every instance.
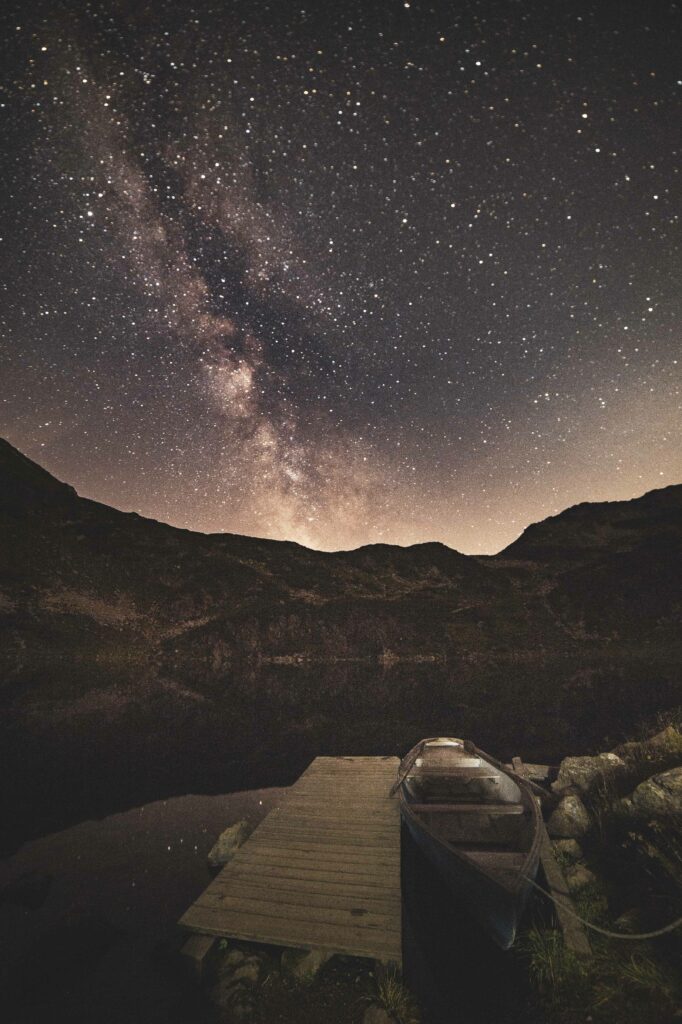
[524,875,682,940]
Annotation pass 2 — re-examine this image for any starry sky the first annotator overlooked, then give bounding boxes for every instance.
[1,0,680,553]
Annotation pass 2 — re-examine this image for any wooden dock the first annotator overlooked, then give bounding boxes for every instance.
[179,756,402,965]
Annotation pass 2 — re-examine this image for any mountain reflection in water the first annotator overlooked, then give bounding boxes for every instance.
[4,655,680,851]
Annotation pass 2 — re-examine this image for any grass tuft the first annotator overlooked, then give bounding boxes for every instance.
[593,950,680,1019]
[372,965,421,1024]
[518,926,591,1004]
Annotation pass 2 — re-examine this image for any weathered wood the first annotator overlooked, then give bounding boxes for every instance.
[183,904,400,960]
[180,933,216,980]
[408,802,524,815]
[200,882,401,912]
[208,861,398,889]
[513,757,590,956]
[509,759,553,783]
[537,824,591,956]
[179,756,402,965]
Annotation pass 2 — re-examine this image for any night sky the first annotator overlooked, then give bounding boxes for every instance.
[1,1,680,553]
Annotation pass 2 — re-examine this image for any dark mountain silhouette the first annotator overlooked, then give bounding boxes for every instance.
[497,486,682,639]
[1,437,680,676]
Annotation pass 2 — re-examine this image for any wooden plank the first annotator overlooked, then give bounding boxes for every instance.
[411,766,499,777]
[221,851,398,876]
[513,757,590,956]
[231,843,395,868]
[193,893,399,930]
[207,861,398,890]
[256,817,395,831]
[248,829,395,845]
[181,903,401,961]
[408,803,524,815]
[202,882,401,912]
[508,760,553,783]
[253,830,395,842]
[234,835,400,854]
[537,825,591,956]
[179,756,402,965]
[180,933,216,980]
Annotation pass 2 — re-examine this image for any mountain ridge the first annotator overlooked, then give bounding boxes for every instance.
[1,436,680,682]
[2,435,679,558]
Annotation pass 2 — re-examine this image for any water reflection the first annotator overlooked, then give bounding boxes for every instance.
[4,655,680,852]
[402,824,530,1024]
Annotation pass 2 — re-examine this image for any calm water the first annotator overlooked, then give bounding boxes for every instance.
[1,790,284,1024]
[2,656,679,1022]
[5,655,680,850]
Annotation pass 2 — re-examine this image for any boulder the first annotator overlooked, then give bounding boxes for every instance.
[565,862,597,893]
[614,726,682,765]
[627,766,682,819]
[552,753,626,796]
[547,794,591,838]
[551,838,583,863]
[643,725,682,757]
[222,948,246,969]
[280,946,331,985]
[210,951,264,1021]
[208,820,251,868]
[364,1006,395,1024]
[230,961,262,986]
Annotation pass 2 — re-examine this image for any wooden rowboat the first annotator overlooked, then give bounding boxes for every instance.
[396,737,542,949]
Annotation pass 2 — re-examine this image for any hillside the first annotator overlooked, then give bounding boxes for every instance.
[2,439,680,678]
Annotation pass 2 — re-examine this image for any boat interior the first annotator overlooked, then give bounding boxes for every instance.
[403,738,535,884]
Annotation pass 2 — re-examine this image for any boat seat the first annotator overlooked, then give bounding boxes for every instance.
[409,767,500,778]
[459,850,527,871]
[410,802,524,816]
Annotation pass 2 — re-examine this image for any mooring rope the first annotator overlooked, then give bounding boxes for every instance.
[524,874,682,940]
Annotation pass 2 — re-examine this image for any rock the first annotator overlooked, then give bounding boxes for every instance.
[280,946,331,985]
[565,862,597,893]
[628,766,682,819]
[207,820,251,868]
[646,725,682,757]
[364,1006,394,1024]
[210,987,255,1023]
[222,948,246,969]
[552,753,626,796]
[614,908,640,932]
[227,1004,255,1023]
[612,795,636,819]
[211,952,263,1021]
[230,960,262,986]
[547,794,591,838]
[614,726,682,764]
[551,838,583,863]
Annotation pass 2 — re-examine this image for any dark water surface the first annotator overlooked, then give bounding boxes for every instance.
[2,656,679,1022]
[5,654,680,851]
[1,790,284,1023]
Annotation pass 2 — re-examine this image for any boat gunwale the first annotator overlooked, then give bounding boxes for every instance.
[397,737,542,897]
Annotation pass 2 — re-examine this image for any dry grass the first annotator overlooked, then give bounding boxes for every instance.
[371,966,421,1024]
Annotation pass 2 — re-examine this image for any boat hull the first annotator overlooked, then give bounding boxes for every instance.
[402,810,538,949]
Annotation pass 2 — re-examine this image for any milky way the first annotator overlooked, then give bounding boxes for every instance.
[1,0,680,552]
